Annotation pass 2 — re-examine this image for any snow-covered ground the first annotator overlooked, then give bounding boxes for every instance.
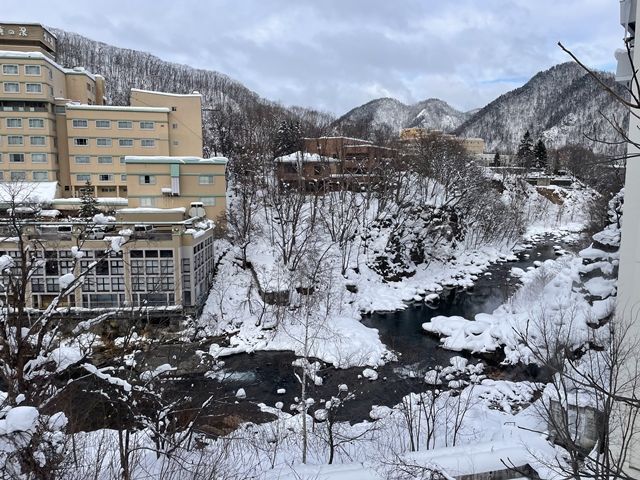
[195,176,597,369]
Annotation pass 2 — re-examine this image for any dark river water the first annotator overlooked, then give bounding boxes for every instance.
[155,235,588,428]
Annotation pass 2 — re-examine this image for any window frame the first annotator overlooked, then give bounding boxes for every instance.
[24,65,41,76]
[2,64,19,75]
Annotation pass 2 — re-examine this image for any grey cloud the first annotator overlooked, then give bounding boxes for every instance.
[3,0,621,114]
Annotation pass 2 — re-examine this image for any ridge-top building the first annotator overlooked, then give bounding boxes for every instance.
[0,22,227,312]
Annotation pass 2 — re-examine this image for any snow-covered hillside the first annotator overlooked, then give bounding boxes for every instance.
[455,62,628,156]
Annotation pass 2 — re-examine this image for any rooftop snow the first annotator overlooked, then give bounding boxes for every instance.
[130,88,203,98]
[274,151,340,163]
[65,104,170,113]
[303,136,373,144]
[0,50,97,79]
[117,207,186,214]
[52,197,128,206]
[124,156,228,165]
[0,181,58,204]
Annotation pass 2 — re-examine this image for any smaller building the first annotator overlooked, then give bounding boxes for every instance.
[125,156,228,220]
[275,137,396,191]
[399,128,485,156]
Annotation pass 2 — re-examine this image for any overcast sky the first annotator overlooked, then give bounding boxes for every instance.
[4,0,622,114]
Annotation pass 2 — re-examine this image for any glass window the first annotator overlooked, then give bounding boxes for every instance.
[98,156,112,164]
[30,136,46,146]
[9,153,24,163]
[33,171,48,181]
[120,174,127,181]
[76,174,90,182]
[31,153,47,163]
[120,156,126,164]
[141,139,155,147]
[140,197,155,207]
[2,64,18,75]
[140,121,155,129]
[198,175,214,184]
[139,175,156,185]
[111,277,125,291]
[6,118,22,128]
[31,277,45,292]
[11,171,26,181]
[74,138,88,146]
[75,156,90,164]
[3,82,19,93]
[96,138,112,147]
[200,197,216,206]
[72,119,88,128]
[25,65,41,76]
[95,120,111,128]
[99,174,113,182]
[28,118,44,128]
[117,121,132,129]
[119,139,133,147]
[26,83,42,93]
[8,136,23,145]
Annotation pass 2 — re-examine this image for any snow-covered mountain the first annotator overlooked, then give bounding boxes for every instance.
[455,62,627,156]
[331,97,471,139]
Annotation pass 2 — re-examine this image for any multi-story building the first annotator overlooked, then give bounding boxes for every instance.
[615,0,640,474]
[399,127,486,156]
[275,136,396,190]
[0,22,228,313]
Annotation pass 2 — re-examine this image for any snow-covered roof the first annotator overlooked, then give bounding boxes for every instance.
[404,441,533,476]
[130,88,202,98]
[274,151,340,164]
[0,181,58,205]
[117,207,186,214]
[0,50,98,80]
[303,136,373,144]
[52,197,128,206]
[124,156,228,165]
[65,104,171,113]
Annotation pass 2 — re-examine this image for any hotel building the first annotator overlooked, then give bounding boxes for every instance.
[0,22,227,312]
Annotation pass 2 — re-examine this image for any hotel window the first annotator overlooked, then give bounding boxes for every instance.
[141,139,155,147]
[33,171,48,181]
[120,174,127,181]
[99,174,113,182]
[25,65,41,76]
[96,120,111,128]
[119,138,133,147]
[11,171,26,181]
[8,136,23,145]
[75,156,90,164]
[140,121,155,129]
[139,175,156,185]
[120,156,126,164]
[54,105,66,114]
[172,123,178,129]
[3,83,19,93]
[98,156,113,164]
[140,197,155,207]
[117,121,132,129]
[2,64,18,75]
[198,175,214,185]
[30,136,46,146]
[26,83,42,93]
[96,138,112,147]
[74,138,89,146]
[72,119,88,128]
[9,153,24,163]
[28,118,44,128]
[200,197,216,206]
[31,153,47,163]
[76,174,90,182]
[6,118,22,128]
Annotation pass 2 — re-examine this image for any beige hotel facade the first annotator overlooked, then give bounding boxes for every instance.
[0,22,227,311]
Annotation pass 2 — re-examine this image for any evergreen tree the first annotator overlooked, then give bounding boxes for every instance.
[274,119,302,157]
[79,181,99,218]
[534,139,548,170]
[493,151,501,167]
[516,130,535,168]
